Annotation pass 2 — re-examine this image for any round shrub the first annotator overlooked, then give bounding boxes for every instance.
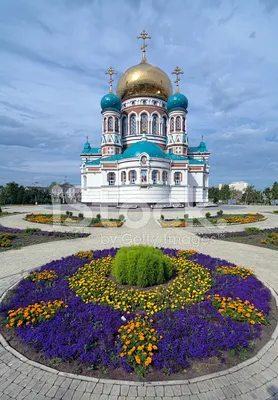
[111,246,172,288]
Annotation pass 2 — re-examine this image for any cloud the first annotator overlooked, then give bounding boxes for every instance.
[0,0,277,189]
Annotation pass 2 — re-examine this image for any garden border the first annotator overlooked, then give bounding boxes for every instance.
[1,270,278,387]
[159,215,268,228]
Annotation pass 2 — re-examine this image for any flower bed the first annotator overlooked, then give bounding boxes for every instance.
[160,213,266,227]
[198,227,278,251]
[25,213,124,227]
[0,225,89,251]
[0,248,275,380]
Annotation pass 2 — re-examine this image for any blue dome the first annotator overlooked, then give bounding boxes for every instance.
[123,138,167,159]
[100,93,121,112]
[167,92,188,112]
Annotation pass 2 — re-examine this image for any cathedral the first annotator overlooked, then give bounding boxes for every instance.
[80,31,210,206]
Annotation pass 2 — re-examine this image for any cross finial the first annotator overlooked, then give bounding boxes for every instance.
[86,135,89,143]
[201,135,204,142]
[171,66,184,93]
[137,29,151,63]
[105,66,117,94]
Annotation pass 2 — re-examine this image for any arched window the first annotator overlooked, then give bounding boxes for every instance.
[152,170,159,184]
[174,172,182,185]
[83,175,87,188]
[170,117,174,131]
[103,117,107,132]
[115,118,119,132]
[121,171,126,185]
[162,171,168,185]
[130,115,136,135]
[107,172,115,186]
[176,116,181,130]
[129,170,137,184]
[122,116,128,136]
[182,117,186,132]
[108,117,113,131]
[152,114,158,135]
[140,113,148,133]
[162,116,167,136]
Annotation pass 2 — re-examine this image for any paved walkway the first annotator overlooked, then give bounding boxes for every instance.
[1,207,278,399]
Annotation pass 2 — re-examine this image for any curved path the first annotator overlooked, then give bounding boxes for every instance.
[1,209,278,399]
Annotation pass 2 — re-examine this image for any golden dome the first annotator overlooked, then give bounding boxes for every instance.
[116,61,173,101]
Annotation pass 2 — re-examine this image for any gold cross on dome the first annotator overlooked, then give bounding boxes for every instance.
[171,66,184,93]
[137,29,151,62]
[105,66,117,94]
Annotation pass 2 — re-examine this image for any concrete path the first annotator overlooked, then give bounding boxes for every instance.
[1,207,278,399]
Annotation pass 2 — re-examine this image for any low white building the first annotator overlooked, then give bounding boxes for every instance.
[80,31,210,206]
[229,182,248,192]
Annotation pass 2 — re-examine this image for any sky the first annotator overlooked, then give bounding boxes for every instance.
[0,0,277,189]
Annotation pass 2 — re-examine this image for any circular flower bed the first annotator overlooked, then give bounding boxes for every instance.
[0,247,274,379]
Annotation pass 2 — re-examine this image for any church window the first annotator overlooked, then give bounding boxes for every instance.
[83,175,87,188]
[170,117,174,131]
[140,113,148,134]
[107,172,115,186]
[107,147,114,154]
[174,172,182,185]
[176,147,182,154]
[103,117,107,132]
[108,117,113,131]
[122,116,127,136]
[121,171,126,184]
[182,117,186,131]
[141,169,148,183]
[176,116,181,130]
[152,114,158,135]
[129,170,137,184]
[130,115,136,135]
[115,118,119,132]
[162,171,168,185]
[162,116,167,136]
[152,170,159,184]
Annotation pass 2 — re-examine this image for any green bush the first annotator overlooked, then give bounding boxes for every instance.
[161,215,165,221]
[273,210,278,214]
[119,214,125,221]
[112,246,172,288]
[66,211,70,216]
[78,213,84,219]
[205,212,211,218]
[24,228,41,234]
[0,206,2,213]
[217,210,223,216]
[96,214,101,221]
[244,227,261,234]
[184,214,189,220]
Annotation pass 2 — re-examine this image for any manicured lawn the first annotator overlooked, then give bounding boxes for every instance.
[0,247,276,380]
[0,225,90,251]
[198,228,278,251]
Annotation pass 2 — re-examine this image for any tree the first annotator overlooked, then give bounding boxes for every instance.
[219,185,231,202]
[263,187,272,204]
[208,187,220,203]
[272,182,278,200]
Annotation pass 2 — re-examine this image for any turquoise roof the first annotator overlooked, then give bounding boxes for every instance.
[81,143,101,154]
[188,141,208,153]
[85,138,205,166]
[100,93,121,112]
[167,92,188,112]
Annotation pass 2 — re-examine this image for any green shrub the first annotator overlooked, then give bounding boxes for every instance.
[184,214,189,220]
[112,246,172,288]
[24,228,41,234]
[119,214,125,221]
[244,227,261,234]
[96,214,101,221]
[0,206,2,213]
[161,215,165,221]
[273,210,278,214]
[217,210,223,216]
[205,212,211,218]
[78,213,84,219]
[66,211,70,216]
